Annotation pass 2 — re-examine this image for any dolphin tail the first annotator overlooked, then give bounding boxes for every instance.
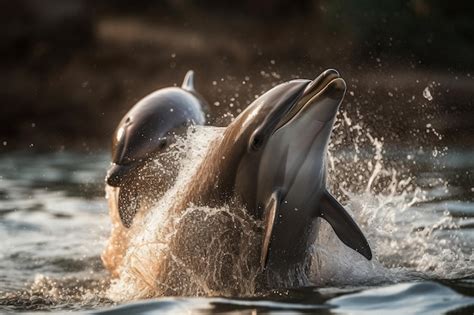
[182,70,195,92]
[319,190,372,260]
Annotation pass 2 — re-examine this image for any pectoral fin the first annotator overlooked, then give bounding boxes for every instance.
[319,190,372,260]
[260,190,281,271]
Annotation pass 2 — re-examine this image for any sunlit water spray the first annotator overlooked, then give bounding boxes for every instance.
[106,127,262,301]
[317,109,473,285]
[104,110,472,301]
[1,101,471,311]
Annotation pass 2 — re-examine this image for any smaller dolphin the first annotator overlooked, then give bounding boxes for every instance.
[105,70,208,227]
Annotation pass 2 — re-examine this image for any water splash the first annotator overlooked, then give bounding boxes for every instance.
[1,102,472,312]
[103,110,472,301]
[423,86,433,101]
[317,109,473,286]
[0,274,111,312]
[106,127,262,301]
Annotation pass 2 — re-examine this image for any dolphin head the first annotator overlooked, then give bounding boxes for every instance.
[235,69,344,213]
[107,88,206,187]
[257,69,345,207]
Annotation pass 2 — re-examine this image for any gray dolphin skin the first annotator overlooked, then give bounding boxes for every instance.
[105,70,207,227]
[231,69,372,282]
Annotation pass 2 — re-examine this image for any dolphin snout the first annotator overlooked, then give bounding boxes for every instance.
[304,69,340,95]
[326,77,346,100]
[105,163,134,187]
[310,77,346,122]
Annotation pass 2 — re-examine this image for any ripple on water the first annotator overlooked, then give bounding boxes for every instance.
[92,282,474,315]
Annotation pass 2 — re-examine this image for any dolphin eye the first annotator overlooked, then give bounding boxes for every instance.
[250,134,264,151]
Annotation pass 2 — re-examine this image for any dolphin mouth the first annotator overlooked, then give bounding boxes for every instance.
[274,69,345,132]
[106,153,161,227]
[106,163,137,187]
[300,69,341,105]
[105,164,141,228]
[106,156,152,187]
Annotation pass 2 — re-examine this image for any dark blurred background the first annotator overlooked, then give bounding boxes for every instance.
[1,0,473,152]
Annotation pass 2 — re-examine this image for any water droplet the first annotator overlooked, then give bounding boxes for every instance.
[423,87,433,101]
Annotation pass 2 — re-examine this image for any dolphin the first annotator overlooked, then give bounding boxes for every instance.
[105,70,208,227]
[233,69,372,280]
[166,69,371,287]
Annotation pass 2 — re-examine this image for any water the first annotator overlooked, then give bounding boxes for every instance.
[0,152,112,312]
[0,123,473,314]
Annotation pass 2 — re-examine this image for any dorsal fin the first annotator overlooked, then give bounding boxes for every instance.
[181,70,195,92]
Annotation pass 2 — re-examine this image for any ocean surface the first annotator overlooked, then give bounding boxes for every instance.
[0,123,473,314]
